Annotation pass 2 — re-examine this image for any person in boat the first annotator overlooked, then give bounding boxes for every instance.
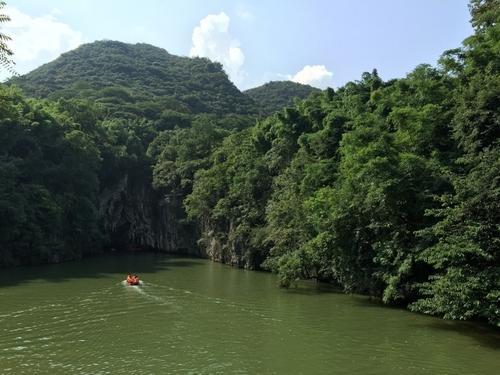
[126,274,140,284]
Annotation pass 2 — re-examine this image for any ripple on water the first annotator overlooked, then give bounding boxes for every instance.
[1,256,499,375]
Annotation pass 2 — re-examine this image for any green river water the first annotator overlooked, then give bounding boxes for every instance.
[0,253,498,374]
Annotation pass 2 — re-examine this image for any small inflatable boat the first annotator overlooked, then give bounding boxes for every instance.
[126,274,140,286]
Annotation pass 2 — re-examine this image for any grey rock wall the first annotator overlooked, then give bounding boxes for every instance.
[99,174,199,255]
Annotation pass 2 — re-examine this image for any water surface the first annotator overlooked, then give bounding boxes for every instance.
[1,254,498,374]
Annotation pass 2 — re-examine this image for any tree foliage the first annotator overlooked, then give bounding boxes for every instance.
[244,81,320,116]
[0,1,15,74]
[0,87,102,264]
[186,1,499,325]
[11,40,257,116]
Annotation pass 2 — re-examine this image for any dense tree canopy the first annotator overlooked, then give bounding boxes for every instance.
[11,41,257,117]
[244,81,320,116]
[0,87,102,264]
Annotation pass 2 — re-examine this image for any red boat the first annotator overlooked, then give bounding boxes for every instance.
[126,274,140,285]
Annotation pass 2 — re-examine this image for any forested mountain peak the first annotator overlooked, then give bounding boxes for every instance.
[244,80,321,115]
[10,40,257,116]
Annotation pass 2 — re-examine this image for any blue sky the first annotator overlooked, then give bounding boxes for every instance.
[3,0,472,90]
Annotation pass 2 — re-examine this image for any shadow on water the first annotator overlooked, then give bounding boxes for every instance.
[283,281,344,296]
[413,319,500,350]
[353,294,500,349]
[285,281,500,349]
[0,252,202,289]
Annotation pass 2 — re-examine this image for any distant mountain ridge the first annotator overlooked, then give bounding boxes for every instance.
[11,41,323,119]
[244,81,321,115]
[10,40,257,116]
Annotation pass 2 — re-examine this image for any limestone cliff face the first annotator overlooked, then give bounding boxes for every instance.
[99,174,199,255]
[197,220,256,269]
[97,174,261,268]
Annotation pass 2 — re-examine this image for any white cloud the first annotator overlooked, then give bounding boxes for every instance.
[1,6,84,79]
[189,12,246,86]
[290,65,333,88]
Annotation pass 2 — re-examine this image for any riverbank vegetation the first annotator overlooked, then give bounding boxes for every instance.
[184,0,500,325]
[0,0,498,325]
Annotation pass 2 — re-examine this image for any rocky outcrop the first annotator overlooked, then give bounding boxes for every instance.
[197,220,258,269]
[99,174,199,255]
[97,173,262,268]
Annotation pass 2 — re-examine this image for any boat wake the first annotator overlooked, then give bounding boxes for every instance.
[120,280,178,307]
[120,280,144,287]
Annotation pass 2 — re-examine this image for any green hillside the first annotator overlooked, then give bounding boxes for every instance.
[244,81,320,115]
[11,40,257,116]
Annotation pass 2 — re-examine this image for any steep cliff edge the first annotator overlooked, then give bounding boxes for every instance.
[99,173,199,255]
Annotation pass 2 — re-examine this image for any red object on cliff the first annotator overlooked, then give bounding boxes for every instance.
[126,274,140,285]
